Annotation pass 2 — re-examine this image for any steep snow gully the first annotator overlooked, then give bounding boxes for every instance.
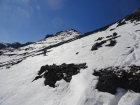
[0,8,140,105]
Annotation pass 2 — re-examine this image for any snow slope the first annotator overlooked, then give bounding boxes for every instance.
[0,12,140,105]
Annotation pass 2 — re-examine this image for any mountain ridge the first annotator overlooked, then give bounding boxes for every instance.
[1,8,139,50]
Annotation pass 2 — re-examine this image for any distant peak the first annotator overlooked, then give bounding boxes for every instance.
[12,42,21,45]
[55,29,81,34]
[45,29,82,39]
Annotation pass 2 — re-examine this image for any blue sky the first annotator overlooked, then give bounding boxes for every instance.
[0,0,139,43]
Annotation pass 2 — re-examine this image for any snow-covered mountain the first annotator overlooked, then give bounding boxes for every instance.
[0,8,140,105]
[0,29,81,68]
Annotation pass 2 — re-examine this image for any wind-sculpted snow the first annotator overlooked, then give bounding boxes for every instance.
[0,9,140,105]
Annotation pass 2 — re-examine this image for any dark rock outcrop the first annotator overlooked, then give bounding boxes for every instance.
[91,43,99,51]
[135,30,140,32]
[33,63,87,87]
[117,8,140,27]
[93,66,140,94]
[22,42,34,47]
[113,32,117,36]
[110,28,115,31]
[105,40,116,46]
[96,73,119,94]
[91,33,119,51]
[0,43,7,49]
[125,8,140,21]
[10,42,22,49]
[95,37,104,41]
[76,52,79,55]
[0,51,2,55]
[117,21,126,27]
[32,75,42,82]
[106,35,113,38]
[45,34,54,39]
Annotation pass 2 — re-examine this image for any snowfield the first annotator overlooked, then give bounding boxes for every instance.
[0,19,140,104]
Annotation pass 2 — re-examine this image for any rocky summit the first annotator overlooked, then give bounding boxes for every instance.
[0,8,140,105]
